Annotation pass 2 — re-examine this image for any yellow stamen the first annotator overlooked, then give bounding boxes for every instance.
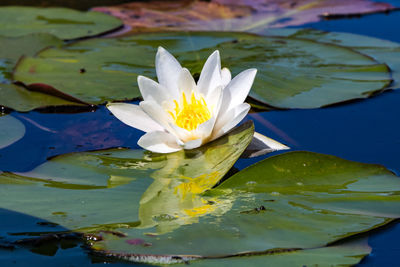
[169,91,211,131]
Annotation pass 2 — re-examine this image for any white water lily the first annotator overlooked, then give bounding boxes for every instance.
[107,47,271,153]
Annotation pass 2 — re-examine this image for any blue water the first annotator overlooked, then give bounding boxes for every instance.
[1,6,400,267]
[285,9,400,266]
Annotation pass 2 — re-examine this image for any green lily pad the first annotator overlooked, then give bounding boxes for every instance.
[0,7,122,40]
[0,34,85,111]
[87,151,400,263]
[264,28,400,90]
[14,32,391,109]
[0,114,25,149]
[0,83,86,112]
[0,121,253,233]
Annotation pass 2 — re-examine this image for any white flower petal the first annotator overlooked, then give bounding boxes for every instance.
[140,100,174,133]
[178,68,197,97]
[168,123,192,142]
[197,50,222,98]
[107,103,164,133]
[212,103,251,140]
[138,76,170,104]
[183,138,203,150]
[156,46,182,98]
[138,131,182,153]
[253,132,289,151]
[219,68,257,113]
[205,85,223,115]
[192,116,216,140]
[221,67,231,87]
[241,132,290,158]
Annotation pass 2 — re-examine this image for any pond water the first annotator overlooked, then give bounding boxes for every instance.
[1,2,400,266]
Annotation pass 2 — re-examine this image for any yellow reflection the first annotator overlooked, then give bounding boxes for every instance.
[138,171,232,234]
[174,171,220,198]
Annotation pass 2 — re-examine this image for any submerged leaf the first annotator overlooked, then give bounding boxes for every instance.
[14,32,391,109]
[0,115,25,149]
[92,0,395,34]
[0,7,122,40]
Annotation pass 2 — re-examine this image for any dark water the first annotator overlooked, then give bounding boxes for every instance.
[1,4,400,267]
[282,9,400,267]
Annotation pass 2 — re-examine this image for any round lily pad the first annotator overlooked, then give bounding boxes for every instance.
[264,28,400,90]
[0,115,25,149]
[0,7,122,40]
[0,83,85,112]
[14,32,391,109]
[88,151,400,262]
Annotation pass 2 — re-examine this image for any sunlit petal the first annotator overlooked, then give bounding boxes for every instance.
[183,138,203,150]
[221,67,231,86]
[138,75,170,104]
[192,115,216,141]
[241,132,290,158]
[156,46,181,99]
[107,103,164,133]
[178,68,197,96]
[205,85,223,115]
[140,100,174,133]
[169,123,191,143]
[212,103,251,140]
[197,50,222,98]
[138,131,182,153]
[219,68,257,113]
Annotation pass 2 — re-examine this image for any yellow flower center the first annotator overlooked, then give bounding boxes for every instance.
[169,91,211,131]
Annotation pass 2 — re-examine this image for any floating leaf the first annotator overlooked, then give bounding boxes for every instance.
[92,0,395,34]
[0,7,122,40]
[0,115,25,149]
[0,84,87,112]
[14,32,391,109]
[0,122,253,234]
[0,33,63,71]
[263,28,400,90]
[88,151,400,263]
[0,34,85,111]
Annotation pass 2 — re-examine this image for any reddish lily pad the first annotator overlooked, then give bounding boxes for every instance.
[92,0,395,35]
